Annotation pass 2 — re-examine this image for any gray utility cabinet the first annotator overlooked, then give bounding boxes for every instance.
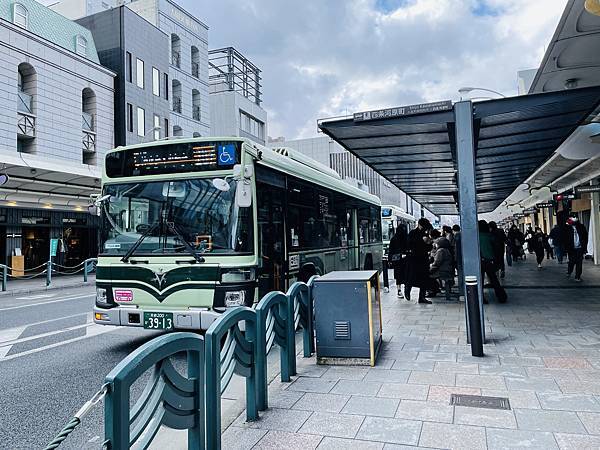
[313,270,382,366]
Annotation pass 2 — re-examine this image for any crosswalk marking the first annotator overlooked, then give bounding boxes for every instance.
[0,323,117,362]
[0,294,94,311]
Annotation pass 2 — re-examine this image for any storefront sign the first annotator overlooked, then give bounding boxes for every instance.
[553,193,576,201]
[49,239,59,257]
[575,185,600,194]
[353,100,453,122]
[536,202,554,208]
[523,207,537,214]
[514,213,525,218]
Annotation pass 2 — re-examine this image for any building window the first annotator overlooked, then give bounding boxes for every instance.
[136,107,145,137]
[171,34,181,68]
[192,89,201,121]
[164,118,169,137]
[172,79,182,113]
[126,52,132,83]
[75,35,87,56]
[136,58,144,89]
[13,3,28,28]
[153,115,160,140]
[240,110,265,140]
[152,67,160,96]
[191,46,200,78]
[126,103,133,133]
[164,73,169,100]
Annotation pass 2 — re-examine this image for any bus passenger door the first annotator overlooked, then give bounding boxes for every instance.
[257,182,286,298]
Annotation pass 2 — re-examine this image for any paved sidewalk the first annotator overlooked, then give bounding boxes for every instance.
[0,273,95,297]
[224,256,600,449]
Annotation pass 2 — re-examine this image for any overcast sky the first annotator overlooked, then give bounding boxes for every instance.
[184,0,567,140]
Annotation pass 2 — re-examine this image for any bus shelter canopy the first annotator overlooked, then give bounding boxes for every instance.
[318,86,600,216]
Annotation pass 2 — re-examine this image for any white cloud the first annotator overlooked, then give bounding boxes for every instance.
[184,0,568,139]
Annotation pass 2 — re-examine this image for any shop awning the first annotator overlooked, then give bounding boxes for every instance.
[318,86,600,215]
[0,153,100,210]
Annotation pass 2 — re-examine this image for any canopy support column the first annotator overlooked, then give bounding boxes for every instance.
[455,100,485,350]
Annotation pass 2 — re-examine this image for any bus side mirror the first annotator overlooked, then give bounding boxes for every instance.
[88,205,99,216]
[235,181,252,208]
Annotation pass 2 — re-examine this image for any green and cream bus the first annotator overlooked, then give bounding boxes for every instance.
[93,137,382,331]
[381,205,416,256]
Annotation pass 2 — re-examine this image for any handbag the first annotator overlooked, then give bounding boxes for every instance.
[390,253,403,263]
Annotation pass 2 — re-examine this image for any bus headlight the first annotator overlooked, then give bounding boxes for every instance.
[96,287,109,305]
[224,291,245,307]
[221,268,255,283]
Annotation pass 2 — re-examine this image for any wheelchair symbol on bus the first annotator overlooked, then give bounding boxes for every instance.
[218,145,236,166]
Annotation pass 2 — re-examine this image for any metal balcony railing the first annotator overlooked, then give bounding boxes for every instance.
[172,97,182,114]
[83,130,96,153]
[192,105,201,121]
[82,112,94,132]
[17,91,33,114]
[171,51,181,68]
[191,61,199,78]
[17,112,35,139]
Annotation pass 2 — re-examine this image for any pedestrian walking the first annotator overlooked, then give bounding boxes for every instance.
[388,224,408,298]
[549,224,564,264]
[507,225,525,261]
[430,237,454,301]
[531,227,547,268]
[405,218,433,304]
[479,220,508,303]
[564,217,588,282]
[525,226,535,254]
[489,221,506,278]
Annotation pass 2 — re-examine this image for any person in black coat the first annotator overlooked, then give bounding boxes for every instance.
[564,217,588,281]
[489,221,506,278]
[388,224,408,298]
[404,218,432,304]
[531,227,547,268]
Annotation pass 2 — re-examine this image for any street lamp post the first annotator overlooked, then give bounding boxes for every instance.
[458,87,506,100]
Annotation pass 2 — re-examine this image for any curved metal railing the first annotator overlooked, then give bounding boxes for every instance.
[46,277,319,449]
[255,291,291,411]
[103,332,205,450]
[205,307,258,450]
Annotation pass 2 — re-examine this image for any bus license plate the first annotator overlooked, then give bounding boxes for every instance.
[143,312,173,330]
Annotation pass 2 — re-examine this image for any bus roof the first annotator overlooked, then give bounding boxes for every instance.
[104,137,381,206]
[382,205,416,222]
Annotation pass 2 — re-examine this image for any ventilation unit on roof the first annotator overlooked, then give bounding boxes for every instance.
[270,147,341,179]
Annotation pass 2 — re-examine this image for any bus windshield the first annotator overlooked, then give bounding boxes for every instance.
[100,178,253,256]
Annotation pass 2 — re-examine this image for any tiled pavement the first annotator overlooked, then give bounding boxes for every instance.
[226,255,600,449]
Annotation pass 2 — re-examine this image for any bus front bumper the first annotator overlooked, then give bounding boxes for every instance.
[93,305,221,330]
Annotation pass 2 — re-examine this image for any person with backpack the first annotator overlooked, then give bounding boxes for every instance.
[430,236,454,301]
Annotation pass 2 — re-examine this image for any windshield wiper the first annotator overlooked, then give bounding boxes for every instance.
[121,221,160,263]
[166,221,205,264]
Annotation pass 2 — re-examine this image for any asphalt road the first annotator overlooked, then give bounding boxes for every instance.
[0,286,164,450]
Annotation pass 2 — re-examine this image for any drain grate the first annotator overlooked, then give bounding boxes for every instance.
[450,394,511,410]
